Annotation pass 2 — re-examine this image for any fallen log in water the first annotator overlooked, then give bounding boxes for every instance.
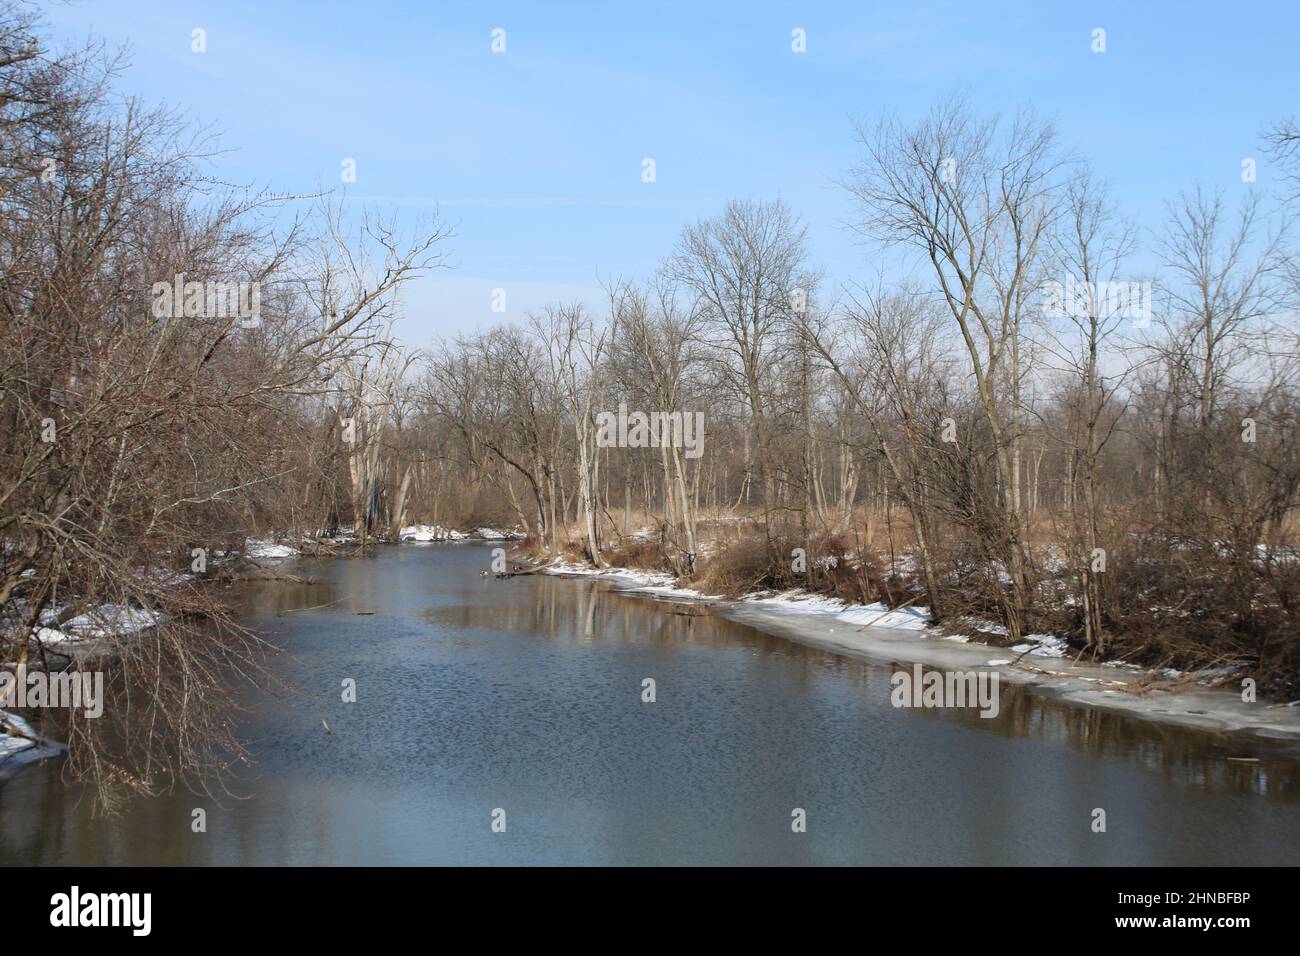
[499,563,548,577]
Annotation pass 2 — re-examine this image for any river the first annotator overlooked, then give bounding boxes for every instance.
[2,543,1298,865]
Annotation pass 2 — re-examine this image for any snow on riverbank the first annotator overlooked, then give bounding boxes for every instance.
[0,710,64,779]
[544,562,933,630]
[245,538,301,559]
[4,538,295,655]
[545,561,716,599]
[33,604,161,648]
[399,525,468,542]
[541,561,1300,741]
[399,525,525,542]
[739,590,932,632]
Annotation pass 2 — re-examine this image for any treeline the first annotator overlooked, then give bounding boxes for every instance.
[413,105,1300,693]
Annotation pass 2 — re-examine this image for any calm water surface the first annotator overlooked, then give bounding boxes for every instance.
[3,544,1298,865]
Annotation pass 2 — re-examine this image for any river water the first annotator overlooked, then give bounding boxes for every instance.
[2,544,1298,865]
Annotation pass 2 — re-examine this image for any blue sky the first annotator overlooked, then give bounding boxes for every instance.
[40,0,1299,347]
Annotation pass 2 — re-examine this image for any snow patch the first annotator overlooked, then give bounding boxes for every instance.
[1010,633,1070,658]
[35,604,160,645]
[475,527,526,540]
[399,524,466,542]
[245,538,300,559]
[0,710,64,777]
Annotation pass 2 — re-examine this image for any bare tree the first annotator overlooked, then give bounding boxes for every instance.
[669,198,808,567]
[842,98,1064,639]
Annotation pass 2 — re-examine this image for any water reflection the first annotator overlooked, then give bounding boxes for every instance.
[428,573,1300,802]
[2,544,1298,865]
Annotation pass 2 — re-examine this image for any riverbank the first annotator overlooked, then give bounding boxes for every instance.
[539,559,1300,747]
[0,534,311,776]
[0,526,530,777]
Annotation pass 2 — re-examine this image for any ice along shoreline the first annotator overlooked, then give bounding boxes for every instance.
[539,560,1300,749]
